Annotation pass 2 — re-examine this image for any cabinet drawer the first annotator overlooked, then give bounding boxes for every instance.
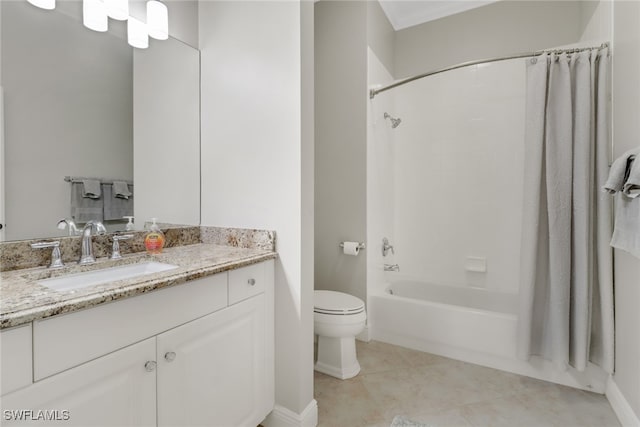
[34,273,228,380]
[0,324,32,396]
[228,262,267,305]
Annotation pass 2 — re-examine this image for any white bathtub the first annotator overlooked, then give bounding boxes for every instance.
[368,279,608,393]
[369,280,519,360]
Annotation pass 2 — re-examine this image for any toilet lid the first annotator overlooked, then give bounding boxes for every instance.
[314,290,365,315]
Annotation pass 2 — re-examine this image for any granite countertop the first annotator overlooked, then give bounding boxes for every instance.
[0,243,277,330]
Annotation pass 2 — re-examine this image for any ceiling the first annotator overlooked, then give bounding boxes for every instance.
[378,1,501,31]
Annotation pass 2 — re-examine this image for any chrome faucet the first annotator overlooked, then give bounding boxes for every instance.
[57,218,79,236]
[79,220,107,265]
[384,264,400,272]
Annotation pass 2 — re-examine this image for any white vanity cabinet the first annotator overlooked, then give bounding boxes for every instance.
[0,324,32,396]
[157,294,268,426]
[158,260,274,427]
[0,259,275,427]
[1,338,157,427]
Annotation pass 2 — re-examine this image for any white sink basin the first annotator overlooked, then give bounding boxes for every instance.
[38,262,179,292]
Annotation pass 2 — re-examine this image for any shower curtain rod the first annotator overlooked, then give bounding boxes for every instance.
[369,42,609,99]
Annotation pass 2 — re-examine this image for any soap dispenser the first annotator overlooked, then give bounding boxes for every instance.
[123,216,135,231]
[144,218,165,254]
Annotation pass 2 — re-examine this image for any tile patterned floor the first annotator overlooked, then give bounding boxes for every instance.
[314,340,621,427]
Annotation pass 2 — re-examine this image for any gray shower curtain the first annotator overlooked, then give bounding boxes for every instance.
[517,47,614,373]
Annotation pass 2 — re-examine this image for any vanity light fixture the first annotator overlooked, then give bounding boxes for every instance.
[27,0,56,10]
[147,0,168,40]
[27,0,167,49]
[127,16,149,49]
[105,0,129,21]
[81,0,169,49]
[83,0,109,32]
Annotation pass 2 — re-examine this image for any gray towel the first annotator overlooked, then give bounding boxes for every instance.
[610,193,640,259]
[71,182,103,222]
[622,157,640,198]
[602,148,639,194]
[82,179,102,199]
[103,184,133,220]
[112,181,132,199]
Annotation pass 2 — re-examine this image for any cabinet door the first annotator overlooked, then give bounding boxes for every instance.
[157,294,266,427]
[1,338,156,427]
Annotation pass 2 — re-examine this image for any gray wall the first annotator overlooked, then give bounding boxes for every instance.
[394,1,589,79]
[1,1,133,240]
[314,1,368,302]
[612,1,640,419]
[367,1,395,77]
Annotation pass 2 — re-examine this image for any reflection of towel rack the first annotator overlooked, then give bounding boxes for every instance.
[64,176,133,185]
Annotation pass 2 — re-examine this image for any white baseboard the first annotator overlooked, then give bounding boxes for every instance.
[262,399,318,427]
[606,376,640,427]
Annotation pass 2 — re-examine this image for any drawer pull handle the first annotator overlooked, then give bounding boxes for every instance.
[248,278,256,286]
[144,361,157,372]
[164,351,177,362]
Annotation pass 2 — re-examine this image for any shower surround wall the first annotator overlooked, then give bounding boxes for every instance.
[391,59,525,293]
[364,0,618,396]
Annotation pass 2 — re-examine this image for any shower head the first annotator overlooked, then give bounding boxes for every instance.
[384,112,402,128]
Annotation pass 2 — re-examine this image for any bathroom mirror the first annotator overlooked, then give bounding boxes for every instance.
[0,0,200,242]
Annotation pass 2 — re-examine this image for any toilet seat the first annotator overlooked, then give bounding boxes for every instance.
[314,290,365,315]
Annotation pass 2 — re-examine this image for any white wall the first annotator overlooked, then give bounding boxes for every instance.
[133,38,200,228]
[612,0,640,420]
[199,1,315,421]
[1,1,132,240]
[390,60,525,293]
[366,48,395,298]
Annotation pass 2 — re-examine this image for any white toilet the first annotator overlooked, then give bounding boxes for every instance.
[314,290,367,380]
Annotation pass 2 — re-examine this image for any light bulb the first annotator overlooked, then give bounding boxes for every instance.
[83,0,108,32]
[27,0,55,10]
[105,0,129,21]
[128,17,149,49]
[147,0,168,40]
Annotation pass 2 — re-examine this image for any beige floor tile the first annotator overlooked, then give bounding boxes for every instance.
[402,407,474,427]
[459,395,555,427]
[314,341,621,427]
[315,371,384,427]
[388,344,453,369]
[355,340,414,375]
[514,387,620,427]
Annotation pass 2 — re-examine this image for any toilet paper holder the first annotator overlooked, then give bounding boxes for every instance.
[339,242,366,250]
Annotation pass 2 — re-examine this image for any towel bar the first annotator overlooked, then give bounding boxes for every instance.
[65,176,133,185]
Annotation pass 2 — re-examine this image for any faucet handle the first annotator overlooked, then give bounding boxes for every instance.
[111,234,134,260]
[31,241,64,269]
[382,237,395,257]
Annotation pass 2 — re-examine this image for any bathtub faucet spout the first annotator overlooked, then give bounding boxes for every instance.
[384,264,400,272]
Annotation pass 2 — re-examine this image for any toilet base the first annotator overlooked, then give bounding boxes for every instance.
[314,335,361,379]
